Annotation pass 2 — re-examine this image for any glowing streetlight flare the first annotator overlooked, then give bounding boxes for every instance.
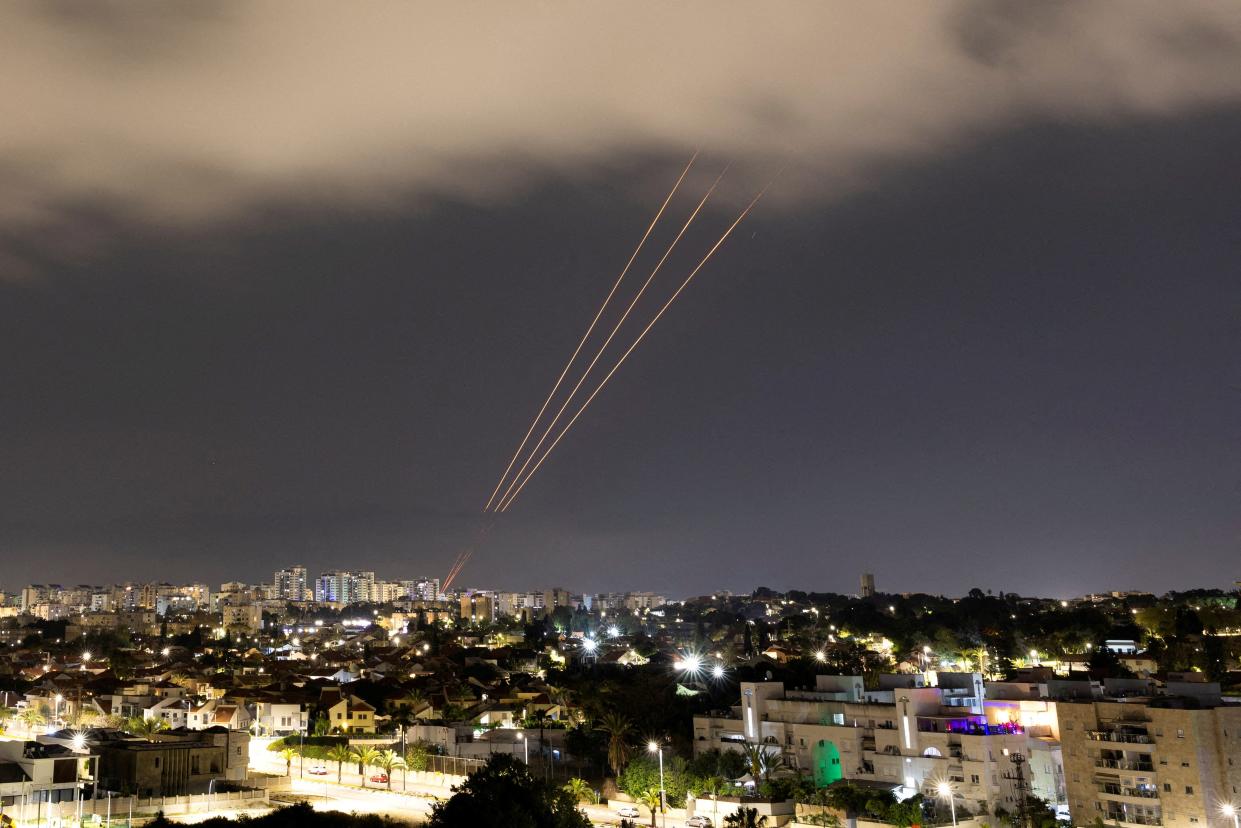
[711,664,725,679]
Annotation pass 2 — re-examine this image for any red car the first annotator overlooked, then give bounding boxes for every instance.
[369,773,389,784]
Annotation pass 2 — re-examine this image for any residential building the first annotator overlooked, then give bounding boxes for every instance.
[1059,681,1241,828]
[273,566,308,602]
[695,674,1054,817]
[314,571,375,605]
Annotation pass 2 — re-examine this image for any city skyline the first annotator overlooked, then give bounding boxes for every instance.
[3,4,1239,596]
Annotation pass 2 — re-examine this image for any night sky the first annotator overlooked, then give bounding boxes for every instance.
[2,3,1239,596]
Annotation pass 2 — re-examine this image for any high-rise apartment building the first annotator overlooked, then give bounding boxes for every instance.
[314,571,375,605]
[274,566,308,602]
[1059,681,1241,828]
[861,572,876,598]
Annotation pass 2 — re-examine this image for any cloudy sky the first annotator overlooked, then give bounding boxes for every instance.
[2,2,1239,596]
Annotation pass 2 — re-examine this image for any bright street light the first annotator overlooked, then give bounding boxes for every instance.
[937,782,957,826]
[582,638,597,653]
[711,664,725,679]
[814,650,826,662]
[1221,804,1239,828]
[648,741,666,826]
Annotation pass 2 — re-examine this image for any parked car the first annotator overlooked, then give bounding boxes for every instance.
[687,817,713,827]
[307,766,329,776]
[616,806,641,818]
[369,773,389,784]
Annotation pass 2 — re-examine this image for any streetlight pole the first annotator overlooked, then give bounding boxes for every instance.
[648,741,666,828]
[518,733,527,764]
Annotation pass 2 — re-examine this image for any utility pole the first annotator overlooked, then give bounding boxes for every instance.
[1002,749,1030,828]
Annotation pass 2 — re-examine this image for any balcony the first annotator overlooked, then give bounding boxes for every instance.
[1094,759,1155,773]
[1103,812,1161,827]
[1089,731,1154,745]
[1098,783,1160,801]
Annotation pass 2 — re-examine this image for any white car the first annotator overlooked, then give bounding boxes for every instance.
[686,818,713,827]
[616,805,641,818]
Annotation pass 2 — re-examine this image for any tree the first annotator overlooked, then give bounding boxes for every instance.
[327,744,352,784]
[351,745,381,787]
[563,777,597,804]
[312,715,331,737]
[635,788,663,828]
[596,711,634,775]
[427,754,591,828]
[126,716,170,742]
[741,742,781,783]
[724,806,768,827]
[405,743,431,773]
[279,746,298,777]
[373,750,405,791]
[700,776,728,825]
[18,706,46,732]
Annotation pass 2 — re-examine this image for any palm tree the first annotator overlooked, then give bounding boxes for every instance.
[724,806,769,827]
[701,775,728,825]
[351,745,380,787]
[563,777,597,804]
[125,716,169,742]
[327,744,352,784]
[403,690,429,717]
[373,749,405,791]
[279,746,298,776]
[596,711,634,775]
[18,706,46,734]
[741,742,781,783]
[636,787,663,828]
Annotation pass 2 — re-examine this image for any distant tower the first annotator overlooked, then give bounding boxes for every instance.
[860,572,876,598]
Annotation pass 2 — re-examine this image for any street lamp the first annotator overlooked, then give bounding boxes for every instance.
[517,733,528,764]
[1221,803,1238,828]
[54,694,63,729]
[648,741,666,828]
[937,781,957,827]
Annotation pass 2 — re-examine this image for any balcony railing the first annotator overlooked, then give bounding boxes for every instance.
[1103,813,1161,827]
[1089,731,1154,744]
[1095,759,1155,772]
[1099,784,1160,799]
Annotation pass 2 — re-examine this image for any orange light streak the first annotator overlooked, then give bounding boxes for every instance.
[497,182,774,512]
[492,166,728,511]
[481,153,698,512]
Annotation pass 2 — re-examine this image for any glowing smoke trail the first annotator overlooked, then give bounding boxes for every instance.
[492,166,728,511]
[496,181,775,513]
[481,153,698,512]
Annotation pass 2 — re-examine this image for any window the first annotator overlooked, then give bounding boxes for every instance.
[154,757,161,768]
[1185,786,1193,795]
[1163,784,1171,793]
[971,775,980,784]
[1182,762,1190,768]
[1176,729,1185,739]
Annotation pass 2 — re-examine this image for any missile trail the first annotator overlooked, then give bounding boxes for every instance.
[441,518,495,592]
[496,181,775,513]
[492,166,729,511]
[481,153,698,512]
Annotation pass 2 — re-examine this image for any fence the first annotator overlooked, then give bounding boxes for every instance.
[18,788,271,825]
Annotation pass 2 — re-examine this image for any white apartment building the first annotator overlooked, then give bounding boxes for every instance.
[695,673,1060,818]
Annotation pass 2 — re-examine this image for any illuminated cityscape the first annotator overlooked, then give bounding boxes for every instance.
[3,2,1239,827]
